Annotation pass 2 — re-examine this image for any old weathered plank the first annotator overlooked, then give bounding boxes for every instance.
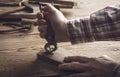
[37,48,74,64]
[0,0,120,77]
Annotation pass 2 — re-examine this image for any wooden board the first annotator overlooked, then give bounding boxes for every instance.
[30,0,75,6]
[37,42,120,64]
[0,0,120,77]
[37,48,74,65]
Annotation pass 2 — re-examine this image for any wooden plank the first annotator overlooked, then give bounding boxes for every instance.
[37,48,74,65]
[30,0,75,6]
[38,2,74,8]
[37,41,120,64]
[0,0,120,77]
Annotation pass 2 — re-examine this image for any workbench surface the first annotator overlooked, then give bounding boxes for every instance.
[0,0,120,77]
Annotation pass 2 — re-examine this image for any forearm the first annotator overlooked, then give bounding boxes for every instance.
[67,5,120,44]
[90,5,120,41]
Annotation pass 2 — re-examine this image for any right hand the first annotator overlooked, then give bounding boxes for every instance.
[59,55,119,77]
[37,4,69,42]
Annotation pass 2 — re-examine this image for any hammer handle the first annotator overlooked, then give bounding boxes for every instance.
[0,6,25,17]
[0,2,19,6]
[39,2,73,8]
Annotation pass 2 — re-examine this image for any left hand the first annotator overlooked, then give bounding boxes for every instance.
[59,55,118,77]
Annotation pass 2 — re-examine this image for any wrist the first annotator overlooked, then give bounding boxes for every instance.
[113,64,120,77]
[55,19,70,42]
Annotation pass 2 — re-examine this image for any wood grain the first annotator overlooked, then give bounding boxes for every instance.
[0,0,120,77]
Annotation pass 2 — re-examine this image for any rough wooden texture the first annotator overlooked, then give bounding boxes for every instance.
[0,0,120,77]
[37,48,74,64]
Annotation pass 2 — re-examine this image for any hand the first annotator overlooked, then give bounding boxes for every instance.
[59,55,119,77]
[37,4,69,42]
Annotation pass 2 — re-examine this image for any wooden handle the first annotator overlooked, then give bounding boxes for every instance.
[0,6,25,17]
[0,2,19,6]
[39,2,73,8]
[30,0,75,6]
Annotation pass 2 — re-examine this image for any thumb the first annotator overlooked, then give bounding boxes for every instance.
[40,4,58,14]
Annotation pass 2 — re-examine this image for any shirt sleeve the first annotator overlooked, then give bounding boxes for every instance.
[67,5,120,44]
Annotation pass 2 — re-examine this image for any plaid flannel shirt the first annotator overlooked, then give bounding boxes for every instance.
[67,5,120,44]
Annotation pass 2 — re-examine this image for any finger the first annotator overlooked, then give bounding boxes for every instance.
[38,25,47,33]
[40,31,47,38]
[39,32,47,38]
[98,55,114,61]
[37,12,43,20]
[64,72,93,77]
[59,62,89,72]
[37,19,46,25]
[64,56,91,63]
[38,25,47,38]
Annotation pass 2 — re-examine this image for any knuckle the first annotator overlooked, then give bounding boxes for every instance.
[37,13,43,19]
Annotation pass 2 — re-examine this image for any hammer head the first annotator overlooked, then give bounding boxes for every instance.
[22,2,33,13]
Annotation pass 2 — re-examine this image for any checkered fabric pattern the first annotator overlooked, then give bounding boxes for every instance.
[67,5,120,44]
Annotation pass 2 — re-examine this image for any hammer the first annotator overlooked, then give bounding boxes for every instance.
[0,0,33,17]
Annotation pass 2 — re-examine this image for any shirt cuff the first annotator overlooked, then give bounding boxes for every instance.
[67,16,95,44]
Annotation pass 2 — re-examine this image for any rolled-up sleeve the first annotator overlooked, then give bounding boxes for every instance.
[67,5,120,44]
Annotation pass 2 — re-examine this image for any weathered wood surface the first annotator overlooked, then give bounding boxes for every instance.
[0,0,39,19]
[0,0,120,77]
[0,0,74,19]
